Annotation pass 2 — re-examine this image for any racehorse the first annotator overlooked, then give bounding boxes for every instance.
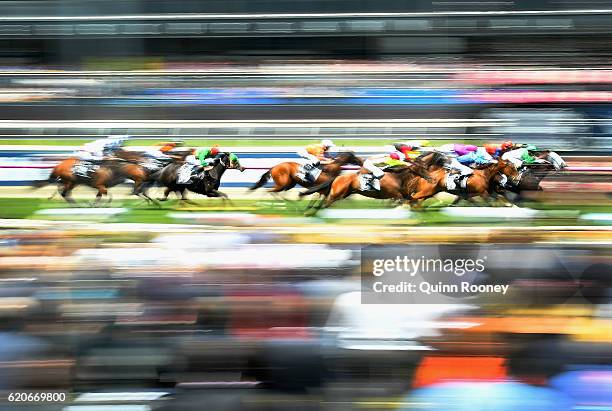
[249,151,363,192]
[299,161,440,211]
[495,150,565,203]
[248,151,364,211]
[445,159,522,207]
[301,157,519,210]
[33,156,154,205]
[152,152,244,204]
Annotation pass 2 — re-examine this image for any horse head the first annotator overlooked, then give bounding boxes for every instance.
[333,151,363,166]
[226,153,246,172]
[416,151,448,170]
[497,159,521,184]
[214,152,245,171]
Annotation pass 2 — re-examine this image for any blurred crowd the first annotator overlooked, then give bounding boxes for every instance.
[0,223,610,410]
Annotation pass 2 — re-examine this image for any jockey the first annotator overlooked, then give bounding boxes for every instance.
[362,150,408,190]
[393,140,432,160]
[159,141,182,154]
[144,141,182,159]
[77,135,129,161]
[73,135,129,178]
[436,143,478,157]
[501,144,539,169]
[298,139,335,165]
[456,146,495,167]
[433,144,476,190]
[297,139,335,182]
[196,144,223,167]
[484,140,514,158]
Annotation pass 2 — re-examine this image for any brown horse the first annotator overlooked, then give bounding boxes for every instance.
[33,156,154,205]
[416,158,521,208]
[299,164,441,211]
[249,152,363,194]
[249,151,363,209]
[494,150,564,204]
[302,158,519,210]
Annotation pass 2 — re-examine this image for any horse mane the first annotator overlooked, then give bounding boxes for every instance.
[333,151,363,166]
[472,163,492,170]
[385,165,410,173]
[168,149,192,160]
[395,164,433,182]
[416,151,447,169]
[402,171,424,195]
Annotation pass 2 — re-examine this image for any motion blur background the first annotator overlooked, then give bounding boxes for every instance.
[0,0,611,410]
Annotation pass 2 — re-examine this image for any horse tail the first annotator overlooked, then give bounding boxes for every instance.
[299,179,333,197]
[249,170,271,191]
[31,170,58,189]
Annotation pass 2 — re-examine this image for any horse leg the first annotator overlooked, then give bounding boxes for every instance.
[47,183,62,201]
[408,187,438,210]
[207,189,234,207]
[270,181,300,211]
[304,193,322,211]
[268,174,297,202]
[178,189,198,207]
[158,187,172,202]
[141,190,161,208]
[409,198,425,209]
[133,180,160,208]
[93,185,109,206]
[131,180,147,205]
[479,191,496,206]
[311,181,353,214]
[60,182,76,205]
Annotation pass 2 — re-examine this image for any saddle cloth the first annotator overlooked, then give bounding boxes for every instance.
[445,173,469,191]
[359,173,381,191]
[297,163,323,182]
[177,163,196,184]
[141,159,163,172]
[72,161,99,179]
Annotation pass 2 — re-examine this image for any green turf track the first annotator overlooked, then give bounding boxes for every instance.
[0,197,608,226]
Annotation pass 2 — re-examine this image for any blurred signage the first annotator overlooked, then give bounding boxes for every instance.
[458,70,612,85]
[83,57,163,71]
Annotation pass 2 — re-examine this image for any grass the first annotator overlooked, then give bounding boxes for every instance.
[0,197,607,227]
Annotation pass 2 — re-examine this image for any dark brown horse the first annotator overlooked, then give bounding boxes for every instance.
[33,156,154,205]
[152,152,244,204]
[495,150,563,203]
